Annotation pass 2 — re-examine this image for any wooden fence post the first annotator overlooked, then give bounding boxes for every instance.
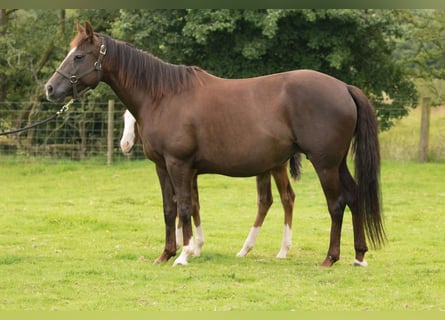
[418,96,431,163]
[107,99,114,165]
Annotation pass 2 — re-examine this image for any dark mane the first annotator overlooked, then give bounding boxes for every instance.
[75,34,202,103]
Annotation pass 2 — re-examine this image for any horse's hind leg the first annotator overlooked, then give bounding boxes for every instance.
[169,164,196,266]
[339,160,368,266]
[237,172,273,257]
[272,164,295,258]
[312,162,347,267]
[191,175,204,257]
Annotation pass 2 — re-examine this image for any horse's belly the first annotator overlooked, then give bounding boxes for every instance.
[194,141,294,177]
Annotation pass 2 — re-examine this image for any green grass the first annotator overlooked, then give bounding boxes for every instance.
[0,158,443,311]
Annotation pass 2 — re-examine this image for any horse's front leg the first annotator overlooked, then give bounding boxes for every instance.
[154,165,178,264]
[175,174,205,257]
[167,160,196,266]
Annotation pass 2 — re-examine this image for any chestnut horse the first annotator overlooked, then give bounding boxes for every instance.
[45,22,385,267]
[120,109,300,259]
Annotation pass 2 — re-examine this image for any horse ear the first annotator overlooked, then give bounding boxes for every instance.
[76,22,85,34]
[85,21,94,41]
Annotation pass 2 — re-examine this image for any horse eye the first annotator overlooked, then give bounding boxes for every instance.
[74,54,84,61]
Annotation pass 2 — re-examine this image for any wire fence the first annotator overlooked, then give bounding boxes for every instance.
[0,100,145,163]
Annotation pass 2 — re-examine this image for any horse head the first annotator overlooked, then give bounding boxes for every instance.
[45,21,106,102]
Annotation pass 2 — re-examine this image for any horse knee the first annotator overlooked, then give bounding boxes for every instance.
[164,208,176,225]
[286,184,295,201]
[258,194,273,210]
[327,200,345,220]
[178,210,192,227]
[280,187,295,207]
[177,205,193,241]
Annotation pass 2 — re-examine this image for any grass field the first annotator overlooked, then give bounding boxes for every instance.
[0,157,443,311]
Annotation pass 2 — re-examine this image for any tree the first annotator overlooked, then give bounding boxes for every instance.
[0,9,69,145]
[0,9,17,102]
[397,9,445,105]
[112,9,417,130]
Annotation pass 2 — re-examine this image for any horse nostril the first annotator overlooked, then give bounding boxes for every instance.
[46,84,53,93]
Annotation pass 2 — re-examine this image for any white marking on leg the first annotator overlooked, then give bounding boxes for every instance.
[175,226,183,249]
[120,110,137,154]
[237,226,260,257]
[353,259,368,267]
[193,225,204,257]
[276,224,292,258]
[173,237,194,266]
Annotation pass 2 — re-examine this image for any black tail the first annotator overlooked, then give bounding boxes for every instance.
[347,85,386,249]
[289,153,302,181]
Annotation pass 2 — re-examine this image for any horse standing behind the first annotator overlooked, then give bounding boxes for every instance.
[45,22,385,267]
[120,109,300,259]
[120,110,204,256]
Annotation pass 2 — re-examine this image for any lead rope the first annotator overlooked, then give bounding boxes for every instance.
[0,99,74,136]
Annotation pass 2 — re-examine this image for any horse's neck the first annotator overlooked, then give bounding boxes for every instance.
[102,74,151,119]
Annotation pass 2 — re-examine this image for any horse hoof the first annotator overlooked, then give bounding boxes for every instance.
[173,259,188,266]
[353,259,368,267]
[173,253,189,266]
[320,256,337,267]
[236,247,251,257]
[153,260,161,265]
[193,250,201,257]
[153,256,169,265]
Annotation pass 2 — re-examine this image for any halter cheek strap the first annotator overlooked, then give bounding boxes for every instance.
[56,42,107,100]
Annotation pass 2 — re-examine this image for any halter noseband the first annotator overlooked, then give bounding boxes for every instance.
[56,40,107,100]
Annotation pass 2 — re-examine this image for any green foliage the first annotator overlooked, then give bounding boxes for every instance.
[111,10,190,60]
[0,10,61,101]
[112,9,418,130]
[400,10,445,80]
[396,9,445,105]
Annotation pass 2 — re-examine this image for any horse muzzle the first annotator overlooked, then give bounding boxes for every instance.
[45,79,90,102]
[44,69,72,101]
[45,82,67,102]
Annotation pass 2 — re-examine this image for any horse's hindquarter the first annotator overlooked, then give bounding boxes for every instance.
[284,70,357,162]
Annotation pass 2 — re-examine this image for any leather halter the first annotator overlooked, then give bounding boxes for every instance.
[56,40,107,100]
